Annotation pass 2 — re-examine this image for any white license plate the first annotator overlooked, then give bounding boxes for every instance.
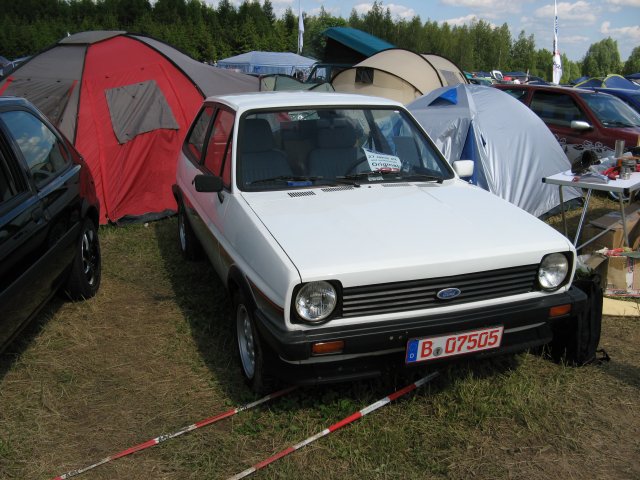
[406,326,504,364]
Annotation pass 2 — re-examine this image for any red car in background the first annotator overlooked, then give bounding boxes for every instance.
[494,84,640,162]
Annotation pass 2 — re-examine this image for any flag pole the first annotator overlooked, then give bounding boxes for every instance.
[552,0,562,84]
[297,0,304,55]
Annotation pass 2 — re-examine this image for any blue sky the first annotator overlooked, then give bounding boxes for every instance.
[208,0,640,61]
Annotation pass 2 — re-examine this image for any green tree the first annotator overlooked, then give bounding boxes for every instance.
[623,46,640,75]
[581,37,621,76]
[510,30,536,72]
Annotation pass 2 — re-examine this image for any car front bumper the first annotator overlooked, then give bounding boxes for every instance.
[253,286,588,385]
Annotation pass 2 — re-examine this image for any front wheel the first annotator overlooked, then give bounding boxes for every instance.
[549,278,603,366]
[65,218,101,300]
[233,290,272,393]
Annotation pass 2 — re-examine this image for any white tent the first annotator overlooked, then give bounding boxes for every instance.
[217,51,316,77]
[408,84,581,218]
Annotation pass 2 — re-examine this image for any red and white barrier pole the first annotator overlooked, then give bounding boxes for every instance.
[227,371,439,480]
[52,386,297,480]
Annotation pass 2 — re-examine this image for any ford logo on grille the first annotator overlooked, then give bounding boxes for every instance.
[436,287,461,300]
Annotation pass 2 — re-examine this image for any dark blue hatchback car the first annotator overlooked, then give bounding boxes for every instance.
[0,97,101,351]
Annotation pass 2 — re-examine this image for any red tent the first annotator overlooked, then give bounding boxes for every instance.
[0,31,259,224]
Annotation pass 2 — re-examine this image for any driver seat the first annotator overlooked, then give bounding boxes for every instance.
[240,118,291,185]
[307,118,358,178]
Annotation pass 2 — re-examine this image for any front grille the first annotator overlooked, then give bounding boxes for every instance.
[341,265,539,318]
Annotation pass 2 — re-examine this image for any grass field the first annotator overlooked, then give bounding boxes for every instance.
[0,199,639,479]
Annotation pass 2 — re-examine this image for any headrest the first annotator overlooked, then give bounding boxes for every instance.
[317,118,356,149]
[242,118,275,153]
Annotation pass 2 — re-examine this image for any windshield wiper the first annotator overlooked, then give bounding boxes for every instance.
[400,173,444,183]
[602,120,635,128]
[339,170,444,184]
[249,175,361,188]
[250,175,322,185]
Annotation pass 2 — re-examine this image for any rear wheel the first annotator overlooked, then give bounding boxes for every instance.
[65,218,101,300]
[233,290,273,393]
[178,203,201,260]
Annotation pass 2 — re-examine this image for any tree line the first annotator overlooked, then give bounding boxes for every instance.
[1,0,639,82]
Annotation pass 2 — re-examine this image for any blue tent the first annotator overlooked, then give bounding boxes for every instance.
[217,51,316,76]
[575,74,640,90]
[408,84,581,217]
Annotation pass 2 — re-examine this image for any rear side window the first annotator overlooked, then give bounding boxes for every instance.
[530,92,586,126]
[185,106,214,162]
[0,110,70,187]
[203,109,234,178]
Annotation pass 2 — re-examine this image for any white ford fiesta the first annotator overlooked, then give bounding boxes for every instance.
[173,91,591,392]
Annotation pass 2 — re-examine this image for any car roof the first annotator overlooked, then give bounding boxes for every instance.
[0,96,33,108]
[495,83,596,94]
[204,91,404,113]
[592,87,640,96]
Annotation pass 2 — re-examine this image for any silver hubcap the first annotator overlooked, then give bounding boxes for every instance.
[236,304,256,379]
[81,229,98,286]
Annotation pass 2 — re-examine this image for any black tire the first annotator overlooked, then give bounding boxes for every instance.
[65,218,101,300]
[233,289,273,393]
[549,277,603,366]
[177,203,201,260]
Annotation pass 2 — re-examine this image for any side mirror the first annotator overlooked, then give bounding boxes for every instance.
[453,160,474,178]
[571,120,592,131]
[194,174,223,193]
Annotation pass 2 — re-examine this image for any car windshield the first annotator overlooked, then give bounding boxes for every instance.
[579,92,640,127]
[237,107,453,191]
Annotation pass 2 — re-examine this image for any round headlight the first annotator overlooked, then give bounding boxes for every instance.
[538,253,569,290]
[295,281,337,323]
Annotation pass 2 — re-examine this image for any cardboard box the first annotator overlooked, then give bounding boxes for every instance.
[582,253,640,297]
[580,202,640,252]
[604,256,640,297]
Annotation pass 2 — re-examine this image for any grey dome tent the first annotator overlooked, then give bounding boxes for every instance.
[408,84,581,218]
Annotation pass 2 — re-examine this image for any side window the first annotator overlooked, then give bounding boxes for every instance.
[0,110,70,187]
[501,89,527,103]
[222,147,232,188]
[530,92,585,126]
[203,109,234,177]
[185,106,214,163]
[0,148,25,205]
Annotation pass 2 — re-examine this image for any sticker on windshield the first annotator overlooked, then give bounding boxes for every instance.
[362,147,402,171]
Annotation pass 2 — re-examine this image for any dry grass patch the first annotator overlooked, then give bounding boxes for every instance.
[0,213,638,480]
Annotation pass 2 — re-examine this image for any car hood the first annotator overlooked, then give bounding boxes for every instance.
[241,182,573,286]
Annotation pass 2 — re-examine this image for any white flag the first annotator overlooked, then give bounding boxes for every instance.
[298,3,304,54]
[552,0,562,84]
